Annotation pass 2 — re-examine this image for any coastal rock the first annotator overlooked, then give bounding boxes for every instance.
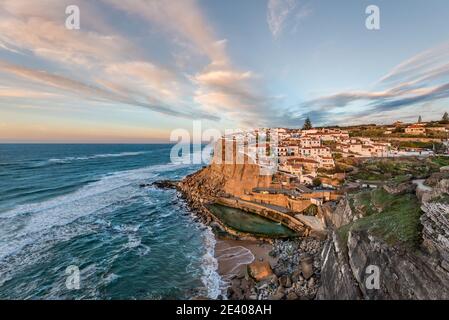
[317,227,449,299]
[322,198,357,229]
[316,232,363,300]
[279,275,292,288]
[247,261,274,282]
[152,180,179,189]
[286,291,298,300]
[383,181,416,196]
[300,255,314,280]
[420,202,449,266]
[420,178,449,203]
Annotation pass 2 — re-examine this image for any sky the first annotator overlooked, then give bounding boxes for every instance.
[1,0,449,142]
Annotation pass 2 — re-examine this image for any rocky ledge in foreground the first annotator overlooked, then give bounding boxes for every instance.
[317,178,449,300]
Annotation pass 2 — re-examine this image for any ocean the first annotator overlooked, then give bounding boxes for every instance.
[0,144,221,299]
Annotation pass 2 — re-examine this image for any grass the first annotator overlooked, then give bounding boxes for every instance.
[351,158,440,181]
[337,189,423,249]
[431,156,449,167]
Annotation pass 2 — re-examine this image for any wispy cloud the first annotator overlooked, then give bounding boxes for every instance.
[267,0,311,38]
[291,42,449,125]
[0,0,282,128]
[0,61,218,120]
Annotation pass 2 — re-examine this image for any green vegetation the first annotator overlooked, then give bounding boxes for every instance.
[431,156,449,167]
[351,158,440,181]
[338,189,423,249]
[312,177,322,187]
[442,112,449,124]
[303,117,312,130]
[349,128,385,138]
[303,204,318,216]
[392,140,439,149]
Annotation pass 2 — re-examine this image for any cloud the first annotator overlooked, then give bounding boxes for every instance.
[0,0,291,130]
[290,42,449,125]
[0,0,227,122]
[267,0,311,38]
[0,61,219,121]
[0,0,135,67]
[104,0,228,65]
[103,0,285,126]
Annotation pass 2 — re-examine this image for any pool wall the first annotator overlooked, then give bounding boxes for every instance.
[215,197,310,236]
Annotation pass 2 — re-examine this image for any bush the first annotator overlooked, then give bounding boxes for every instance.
[312,177,322,187]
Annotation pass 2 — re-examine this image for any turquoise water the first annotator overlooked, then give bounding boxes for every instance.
[206,203,297,238]
[0,144,220,299]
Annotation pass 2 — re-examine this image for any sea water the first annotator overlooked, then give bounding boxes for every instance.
[0,144,221,299]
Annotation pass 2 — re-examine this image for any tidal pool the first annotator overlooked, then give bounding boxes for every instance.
[206,203,298,238]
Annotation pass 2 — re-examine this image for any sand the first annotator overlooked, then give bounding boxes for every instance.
[215,238,278,282]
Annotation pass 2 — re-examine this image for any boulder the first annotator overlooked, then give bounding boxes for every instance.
[286,291,298,300]
[300,255,314,280]
[279,275,292,288]
[383,181,415,196]
[247,261,274,282]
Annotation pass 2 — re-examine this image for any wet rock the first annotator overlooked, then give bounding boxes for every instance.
[152,180,179,189]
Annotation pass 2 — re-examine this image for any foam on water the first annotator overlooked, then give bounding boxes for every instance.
[47,151,150,163]
[0,145,221,299]
[200,227,226,299]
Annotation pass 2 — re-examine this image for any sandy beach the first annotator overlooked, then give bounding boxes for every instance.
[215,238,278,283]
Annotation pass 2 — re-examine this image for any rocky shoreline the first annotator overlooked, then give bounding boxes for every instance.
[226,238,323,300]
[150,164,449,300]
[150,178,324,300]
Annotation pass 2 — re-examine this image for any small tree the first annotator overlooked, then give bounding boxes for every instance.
[442,112,449,124]
[303,117,312,130]
[418,115,422,123]
[312,177,322,187]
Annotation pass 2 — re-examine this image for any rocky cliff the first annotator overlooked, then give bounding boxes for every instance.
[317,192,449,300]
[184,162,273,197]
[177,162,275,232]
[178,159,449,300]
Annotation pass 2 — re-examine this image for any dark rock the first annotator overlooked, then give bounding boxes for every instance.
[152,180,179,189]
[139,183,151,188]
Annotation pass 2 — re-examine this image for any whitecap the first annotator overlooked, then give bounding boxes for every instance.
[199,227,226,299]
[47,151,150,164]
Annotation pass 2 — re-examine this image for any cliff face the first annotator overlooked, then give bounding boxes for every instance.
[179,162,273,200]
[421,202,449,270]
[316,232,363,300]
[177,162,274,230]
[318,196,449,300]
[179,158,449,300]
[321,198,359,229]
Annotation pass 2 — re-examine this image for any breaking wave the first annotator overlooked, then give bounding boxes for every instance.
[0,145,219,299]
[47,151,149,163]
